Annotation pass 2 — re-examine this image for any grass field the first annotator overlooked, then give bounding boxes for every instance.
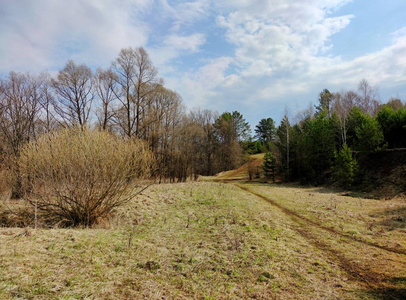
[1,181,405,299]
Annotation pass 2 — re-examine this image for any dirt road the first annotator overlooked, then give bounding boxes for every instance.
[235,182,406,300]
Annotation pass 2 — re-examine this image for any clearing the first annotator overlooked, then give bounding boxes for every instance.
[0,181,405,299]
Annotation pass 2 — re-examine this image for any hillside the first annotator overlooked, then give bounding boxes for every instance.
[355,150,406,198]
[215,153,265,181]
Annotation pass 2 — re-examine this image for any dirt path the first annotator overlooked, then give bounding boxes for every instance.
[236,184,406,256]
[235,183,406,300]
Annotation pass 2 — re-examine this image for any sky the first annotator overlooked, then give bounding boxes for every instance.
[1,0,406,128]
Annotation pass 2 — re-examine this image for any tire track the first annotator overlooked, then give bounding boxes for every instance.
[235,183,406,256]
[235,183,406,299]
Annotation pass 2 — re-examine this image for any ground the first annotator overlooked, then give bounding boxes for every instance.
[1,180,405,299]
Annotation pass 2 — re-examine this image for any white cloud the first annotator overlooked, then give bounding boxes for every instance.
[161,0,405,126]
[216,1,354,75]
[317,29,406,87]
[197,57,234,88]
[204,1,405,112]
[148,33,206,78]
[164,56,234,109]
[163,34,206,52]
[0,0,151,72]
[156,0,209,31]
[1,0,405,126]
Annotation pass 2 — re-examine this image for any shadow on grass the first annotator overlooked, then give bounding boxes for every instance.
[360,277,406,300]
[366,288,406,300]
[354,278,406,300]
[370,207,406,231]
[244,181,352,197]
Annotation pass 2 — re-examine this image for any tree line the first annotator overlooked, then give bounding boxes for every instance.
[0,47,251,199]
[255,83,406,188]
[1,46,405,198]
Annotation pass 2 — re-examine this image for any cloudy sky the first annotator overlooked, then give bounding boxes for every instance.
[1,0,406,127]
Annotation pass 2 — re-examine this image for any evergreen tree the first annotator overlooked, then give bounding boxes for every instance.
[276,115,291,181]
[301,111,336,183]
[333,144,358,187]
[346,107,366,149]
[355,114,384,152]
[255,118,276,146]
[315,89,333,117]
[262,152,276,183]
[377,105,406,148]
[213,111,251,170]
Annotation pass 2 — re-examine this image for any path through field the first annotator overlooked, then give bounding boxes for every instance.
[234,182,406,300]
[1,181,405,299]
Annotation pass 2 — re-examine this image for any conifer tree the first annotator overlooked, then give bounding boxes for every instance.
[262,152,276,183]
[333,145,358,187]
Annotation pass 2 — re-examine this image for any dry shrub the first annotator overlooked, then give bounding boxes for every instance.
[18,128,154,227]
[0,169,11,199]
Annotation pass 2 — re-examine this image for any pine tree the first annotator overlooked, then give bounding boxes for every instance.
[333,144,358,187]
[255,118,276,145]
[262,152,276,183]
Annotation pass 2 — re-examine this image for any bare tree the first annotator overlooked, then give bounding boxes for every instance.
[213,111,249,171]
[111,48,137,137]
[93,68,118,131]
[37,72,59,134]
[333,91,357,146]
[112,47,162,138]
[0,72,42,197]
[357,79,380,115]
[0,72,41,156]
[52,60,93,128]
[385,97,404,110]
[189,108,218,175]
[159,90,184,182]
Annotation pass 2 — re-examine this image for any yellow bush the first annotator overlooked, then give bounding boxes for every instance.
[19,128,154,227]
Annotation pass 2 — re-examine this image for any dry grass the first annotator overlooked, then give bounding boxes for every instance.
[215,153,265,181]
[1,181,405,299]
[242,183,406,251]
[236,182,406,299]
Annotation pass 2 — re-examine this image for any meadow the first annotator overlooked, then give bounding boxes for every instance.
[1,181,405,299]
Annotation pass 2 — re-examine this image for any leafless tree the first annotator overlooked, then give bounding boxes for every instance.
[158,90,185,182]
[0,72,41,156]
[189,108,218,175]
[332,91,355,146]
[93,68,118,131]
[385,97,404,110]
[36,72,59,134]
[112,47,162,138]
[52,60,93,128]
[0,72,42,197]
[357,79,380,115]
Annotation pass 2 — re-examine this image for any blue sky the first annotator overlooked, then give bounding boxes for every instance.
[1,0,405,127]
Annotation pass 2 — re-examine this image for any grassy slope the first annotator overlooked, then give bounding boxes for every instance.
[0,181,384,300]
[215,153,265,181]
